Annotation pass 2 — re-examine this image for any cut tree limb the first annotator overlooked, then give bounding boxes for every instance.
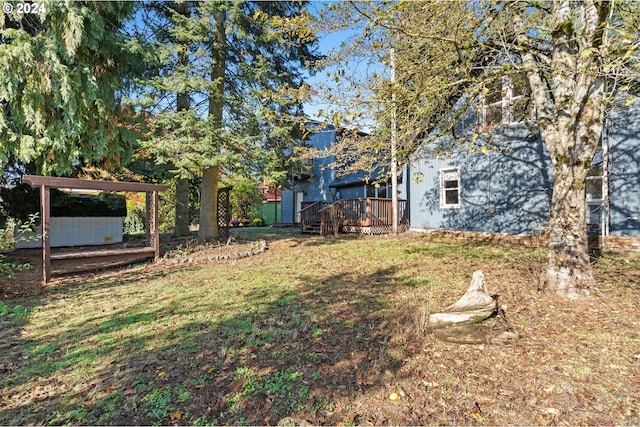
[429,270,498,327]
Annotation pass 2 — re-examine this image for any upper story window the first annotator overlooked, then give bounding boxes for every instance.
[480,74,532,127]
[440,167,461,209]
[586,148,605,203]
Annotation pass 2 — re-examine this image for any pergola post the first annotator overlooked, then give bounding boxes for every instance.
[41,185,51,284]
[145,191,151,248]
[146,190,160,258]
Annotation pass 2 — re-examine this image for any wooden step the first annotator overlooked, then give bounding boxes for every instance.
[51,247,156,266]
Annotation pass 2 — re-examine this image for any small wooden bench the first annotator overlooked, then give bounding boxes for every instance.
[50,247,156,269]
[22,175,168,283]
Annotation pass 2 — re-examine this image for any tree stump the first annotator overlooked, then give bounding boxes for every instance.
[429,270,498,328]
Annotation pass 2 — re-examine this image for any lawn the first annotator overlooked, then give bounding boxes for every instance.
[1,229,639,425]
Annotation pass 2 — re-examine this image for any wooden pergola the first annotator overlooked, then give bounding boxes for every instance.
[22,175,169,283]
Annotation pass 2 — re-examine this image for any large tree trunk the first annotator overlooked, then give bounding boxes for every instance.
[546,158,595,299]
[175,29,191,238]
[198,165,219,243]
[174,177,190,237]
[198,8,225,244]
[543,106,603,298]
[514,0,609,298]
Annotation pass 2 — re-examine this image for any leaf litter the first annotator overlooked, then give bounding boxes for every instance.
[0,229,639,425]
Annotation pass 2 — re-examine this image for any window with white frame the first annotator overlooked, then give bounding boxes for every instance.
[481,74,531,127]
[440,167,461,208]
[586,148,606,234]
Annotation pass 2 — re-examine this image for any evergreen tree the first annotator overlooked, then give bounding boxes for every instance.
[139,1,319,243]
[0,1,142,175]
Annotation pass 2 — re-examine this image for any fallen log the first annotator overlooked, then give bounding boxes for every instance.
[429,270,498,328]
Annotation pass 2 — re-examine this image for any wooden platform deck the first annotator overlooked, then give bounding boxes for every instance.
[299,198,409,236]
[50,247,156,266]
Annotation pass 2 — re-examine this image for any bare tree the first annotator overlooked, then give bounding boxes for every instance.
[312,0,639,299]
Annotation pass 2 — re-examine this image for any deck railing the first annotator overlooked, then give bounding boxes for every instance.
[299,201,330,233]
[305,198,408,236]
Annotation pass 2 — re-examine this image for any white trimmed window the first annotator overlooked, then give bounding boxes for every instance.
[586,148,606,234]
[440,167,461,209]
[481,74,531,127]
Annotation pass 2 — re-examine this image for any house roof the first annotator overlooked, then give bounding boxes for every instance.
[329,166,389,188]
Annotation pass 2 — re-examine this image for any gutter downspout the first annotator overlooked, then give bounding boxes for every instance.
[602,114,611,251]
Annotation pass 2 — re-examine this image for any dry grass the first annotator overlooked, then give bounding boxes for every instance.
[1,228,639,425]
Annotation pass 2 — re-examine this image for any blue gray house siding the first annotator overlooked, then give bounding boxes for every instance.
[409,129,552,235]
[281,126,338,224]
[608,95,640,237]
[408,94,640,237]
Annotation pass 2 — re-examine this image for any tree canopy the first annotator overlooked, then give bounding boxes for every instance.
[135,1,320,241]
[0,1,143,175]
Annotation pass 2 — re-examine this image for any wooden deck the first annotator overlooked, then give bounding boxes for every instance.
[300,198,409,236]
[50,247,156,267]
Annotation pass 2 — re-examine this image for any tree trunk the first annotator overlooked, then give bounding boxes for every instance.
[174,177,190,237]
[198,165,219,243]
[198,8,225,244]
[541,70,604,298]
[175,32,191,238]
[513,0,608,299]
[546,158,595,299]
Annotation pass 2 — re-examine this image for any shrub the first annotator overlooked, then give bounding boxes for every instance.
[124,204,146,235]
[0,216,36,277]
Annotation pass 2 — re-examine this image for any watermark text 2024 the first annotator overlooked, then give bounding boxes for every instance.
[3,2,46,14]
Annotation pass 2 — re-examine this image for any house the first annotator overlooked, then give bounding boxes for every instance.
[280,124,409,234]
[407,86,640,247]
[281,89,639,247]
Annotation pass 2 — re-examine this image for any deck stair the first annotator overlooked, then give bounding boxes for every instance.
[301,220,322,234]
[299,201,330,234]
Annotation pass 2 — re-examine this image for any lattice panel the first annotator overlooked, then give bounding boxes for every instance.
[342,223,410,235]
[217,187,232,241]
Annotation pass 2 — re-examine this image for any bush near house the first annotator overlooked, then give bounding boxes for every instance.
[226,177,263,223]
[124,192,146,235]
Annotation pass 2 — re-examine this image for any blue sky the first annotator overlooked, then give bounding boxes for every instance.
[302,28,351,121]
[302,2,386,129]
